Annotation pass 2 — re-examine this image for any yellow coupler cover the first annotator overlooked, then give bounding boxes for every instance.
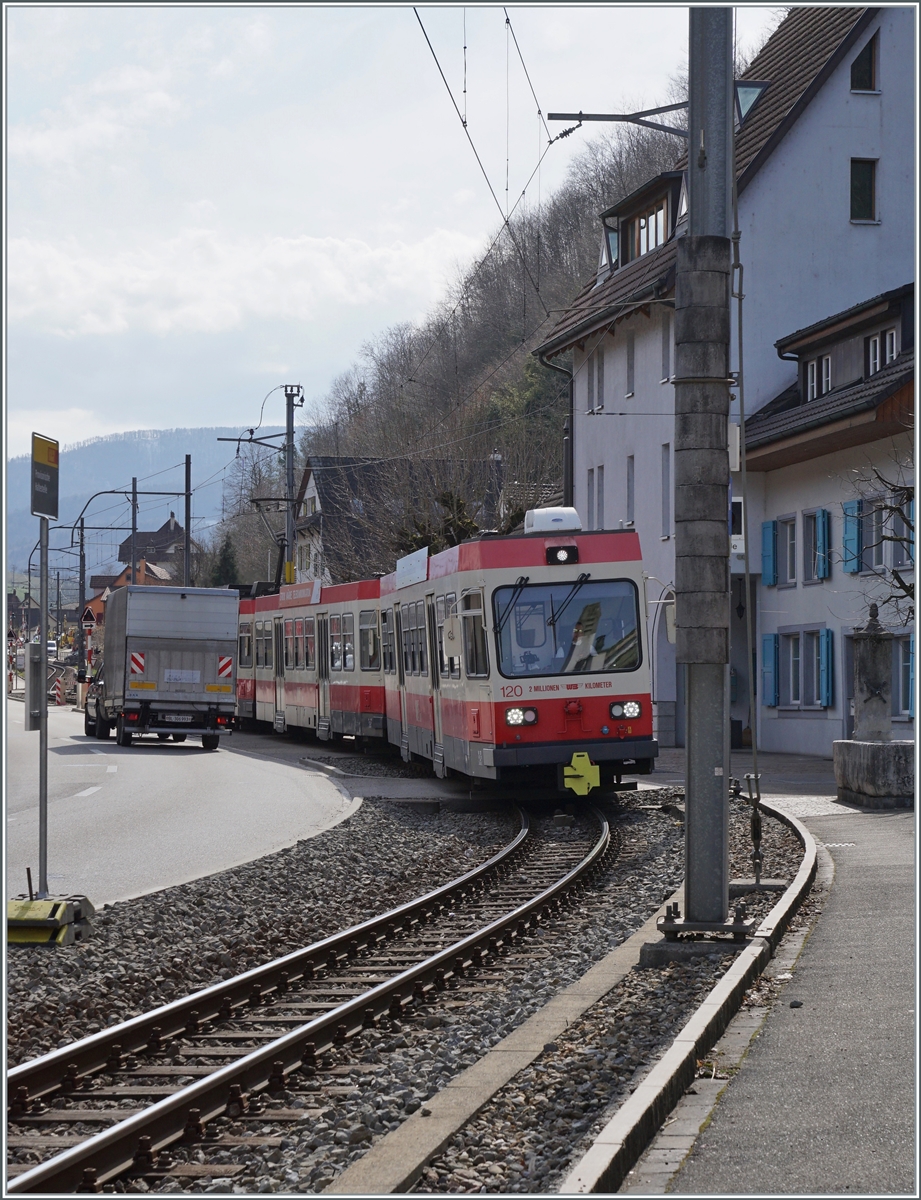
[563,752,600,796]
[7,896,95,946]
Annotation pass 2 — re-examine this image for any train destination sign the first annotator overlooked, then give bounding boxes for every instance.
[31,433,59,520]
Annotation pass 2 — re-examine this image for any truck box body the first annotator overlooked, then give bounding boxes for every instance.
[101,586,238,737]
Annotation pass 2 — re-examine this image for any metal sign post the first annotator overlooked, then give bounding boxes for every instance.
[30,433,59,900]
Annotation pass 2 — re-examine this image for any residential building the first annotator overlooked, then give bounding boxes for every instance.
[534,6,915,755]
[116,512,186,573]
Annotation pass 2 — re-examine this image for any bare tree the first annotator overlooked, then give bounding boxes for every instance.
[848,447,915,623]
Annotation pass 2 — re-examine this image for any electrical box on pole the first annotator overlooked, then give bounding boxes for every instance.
[23,643,43,732]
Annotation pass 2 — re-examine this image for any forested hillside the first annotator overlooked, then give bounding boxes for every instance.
[216,121,689,581]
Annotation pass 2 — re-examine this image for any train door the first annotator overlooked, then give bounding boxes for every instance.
[394,603,410,760]
[426,595,445,776]
[317,614,331,739]
[273,619,286,732]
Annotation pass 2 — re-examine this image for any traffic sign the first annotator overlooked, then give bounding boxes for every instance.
[31,434,59,520]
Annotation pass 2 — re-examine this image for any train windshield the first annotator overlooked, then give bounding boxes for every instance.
[492,579,641,677]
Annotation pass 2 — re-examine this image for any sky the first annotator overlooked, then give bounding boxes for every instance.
[4,3,783,459]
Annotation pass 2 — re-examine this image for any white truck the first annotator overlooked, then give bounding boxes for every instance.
[84,586,238,749]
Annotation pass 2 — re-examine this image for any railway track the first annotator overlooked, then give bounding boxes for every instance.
[7,806,614,1193]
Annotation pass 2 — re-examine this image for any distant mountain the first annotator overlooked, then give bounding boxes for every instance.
[5,427,284,573]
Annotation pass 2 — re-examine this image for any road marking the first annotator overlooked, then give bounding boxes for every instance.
[73,787,102,798]
[106,766,117,774]
[90,750,107,756]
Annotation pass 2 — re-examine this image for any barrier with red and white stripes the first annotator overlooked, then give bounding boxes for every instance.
[130,651,145,675]
[54,678,66,706]
[218,656,233,678]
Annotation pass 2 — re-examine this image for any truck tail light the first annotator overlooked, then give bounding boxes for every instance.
[125,711,140,723]
[216,715,231,726]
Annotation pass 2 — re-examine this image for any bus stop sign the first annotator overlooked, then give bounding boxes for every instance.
[31,434,59,520]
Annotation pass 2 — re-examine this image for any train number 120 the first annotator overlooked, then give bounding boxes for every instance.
[501,685,523,698]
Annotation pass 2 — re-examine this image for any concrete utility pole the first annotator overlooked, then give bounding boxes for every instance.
[184,454,192,586]
[284,385,301,585]
[673,7,734,925]
[130,477,138,585]
[77,518,86,669]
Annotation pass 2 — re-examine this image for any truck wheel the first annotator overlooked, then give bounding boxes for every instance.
[94,713,111,740]
[84,709,96,738]
[172,734,187,743]
[201,734,220,751]
[116,716,133,747]
[157,733,171,741]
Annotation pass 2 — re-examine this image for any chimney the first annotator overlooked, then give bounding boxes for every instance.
[170,512,176,530]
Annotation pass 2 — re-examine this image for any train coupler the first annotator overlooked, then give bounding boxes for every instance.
[561,752,600,796]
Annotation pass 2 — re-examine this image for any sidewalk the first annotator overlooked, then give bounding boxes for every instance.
[627,786,916,1195]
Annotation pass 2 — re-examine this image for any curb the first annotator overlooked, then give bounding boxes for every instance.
[559,800,818,1193]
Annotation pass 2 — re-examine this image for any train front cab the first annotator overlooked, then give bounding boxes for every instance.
[380,526,658,792]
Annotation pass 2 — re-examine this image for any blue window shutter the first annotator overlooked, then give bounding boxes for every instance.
[761,521,777,586]
[816,508,831,579]
[761,634,779,706]
[910,635,915,719]
[819,628,834,707]
[842,500,862,573]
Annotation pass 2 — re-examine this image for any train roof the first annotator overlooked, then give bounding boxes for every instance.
[380,528,643,595]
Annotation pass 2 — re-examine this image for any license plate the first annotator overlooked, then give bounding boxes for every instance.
[167,715,194,723]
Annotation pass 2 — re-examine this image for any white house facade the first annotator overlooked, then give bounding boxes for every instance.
[535,6,916,757]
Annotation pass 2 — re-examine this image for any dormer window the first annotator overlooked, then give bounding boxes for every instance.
[621,198,667,265]
[821,355,832,393]
[885,329,897,363]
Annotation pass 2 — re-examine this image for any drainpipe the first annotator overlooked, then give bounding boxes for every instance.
[537,351,574,507]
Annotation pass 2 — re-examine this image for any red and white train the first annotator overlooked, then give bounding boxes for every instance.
[235,509,657,794]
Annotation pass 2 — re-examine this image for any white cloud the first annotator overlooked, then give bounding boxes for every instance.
[7,408,128,458]
[8,228,484,337]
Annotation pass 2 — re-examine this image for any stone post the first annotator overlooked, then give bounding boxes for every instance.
[833,603,914,808]
[851,603,893,742]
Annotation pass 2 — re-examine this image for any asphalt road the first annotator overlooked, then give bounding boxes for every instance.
[5,699,360,906]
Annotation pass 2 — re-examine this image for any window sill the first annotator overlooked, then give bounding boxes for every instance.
[777,581,797,589]
[624,392,635,399]
[850,89,881,95]
[850,219,881,226]
[660,534,670,541]
[802,578,826,586]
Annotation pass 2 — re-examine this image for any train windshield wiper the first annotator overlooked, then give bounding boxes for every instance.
[547,572,591,627]
[493,576,529,635]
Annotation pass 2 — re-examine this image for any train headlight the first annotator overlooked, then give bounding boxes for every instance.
[506,706,538,726]
[610,700,641,720]
[623,700,641,719]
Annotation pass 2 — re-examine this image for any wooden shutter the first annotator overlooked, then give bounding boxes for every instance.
[761,634,779,706]
[816,509,831,579]
[761,521,777,586]
[819,628,834,707]
[842,500,862,572]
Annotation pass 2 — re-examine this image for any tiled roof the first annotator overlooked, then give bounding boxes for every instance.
[536,7,873,359]
[734,6,872,191]
[775,282,913,353]
[536,240,677,356]
[745,349,914,448]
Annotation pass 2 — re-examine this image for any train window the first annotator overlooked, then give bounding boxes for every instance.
[436,596,448,676]
[295,619,304,669]
[256,621,265,668]
[330,615,342,671]
[263,623,273,669]
[492,579,641,677]
[462,590,489,678]
[305,617,315,669]
[360,610,381,671]
[415,601,427,675]
[284,619,295,670]
[401,606,413,675]
[239,622,253,668]
[446,592,460,677]
[342,613,355,671]
[381,609,396,674]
